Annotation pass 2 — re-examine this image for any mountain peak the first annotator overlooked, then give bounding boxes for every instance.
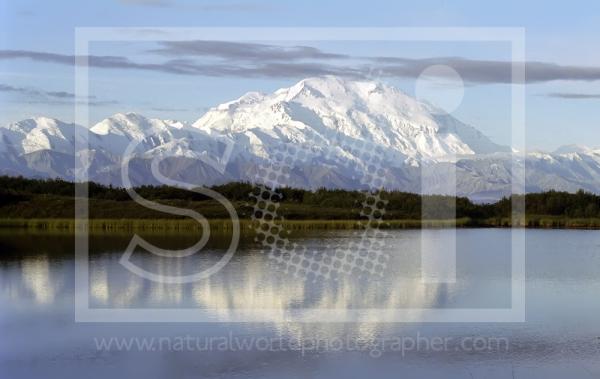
[91,113,147,137]
[215,91,266,112]
[112,112,147,120]
[0,116,80,155]
[6,116,68,132]
[30,116,63,124]
[90,112,187,138]
[194,76,507,160]
[274,75,403,102]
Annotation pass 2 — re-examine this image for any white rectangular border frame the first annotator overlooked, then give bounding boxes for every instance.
[75,27,526,323]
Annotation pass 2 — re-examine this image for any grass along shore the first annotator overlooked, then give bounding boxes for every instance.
[1,216,600,232]
[0,218,470,232]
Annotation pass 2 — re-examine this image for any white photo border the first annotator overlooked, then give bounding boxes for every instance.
[74,27,526,323]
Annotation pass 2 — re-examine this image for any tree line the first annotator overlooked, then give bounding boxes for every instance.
[1,175,600,220]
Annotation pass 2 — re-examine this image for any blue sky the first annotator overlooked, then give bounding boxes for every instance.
[1,0,600,150]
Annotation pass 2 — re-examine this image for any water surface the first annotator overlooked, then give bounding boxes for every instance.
[1,229,600,378]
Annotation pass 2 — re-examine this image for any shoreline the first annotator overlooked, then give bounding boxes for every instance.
[1,216,599,232]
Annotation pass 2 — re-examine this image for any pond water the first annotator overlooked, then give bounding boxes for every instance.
[1,228,600,378]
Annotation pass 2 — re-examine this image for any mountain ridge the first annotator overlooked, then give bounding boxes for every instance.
[2,76,600,201]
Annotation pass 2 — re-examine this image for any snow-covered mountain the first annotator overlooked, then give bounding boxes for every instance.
[0,117,87,155]
[2,76,600,201]
[193,76,509,161]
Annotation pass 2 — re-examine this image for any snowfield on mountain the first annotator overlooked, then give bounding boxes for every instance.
[2,76,600,201]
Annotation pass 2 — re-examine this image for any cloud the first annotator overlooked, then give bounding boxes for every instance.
[0,50,207,75]
[525,62,600,83]
[0,83,77,99]
[45,90,78,99]
[545,92,600,99]
[0,83,117,106]
[0,83,29,93]
[0,50,75,65]
[372,57,514,84]
[4,46,600,85]
[150,41,348,61]
[372,57,600,84]
[0,49,357,78]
